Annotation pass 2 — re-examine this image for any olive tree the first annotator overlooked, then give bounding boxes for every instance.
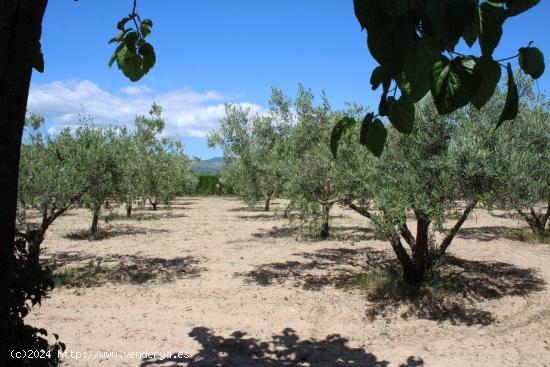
[489,76,550,235]
[209,101,291,211]
[353,101,488,284]
[281,87,347,238]
[76,125,122,235]
[133,104,193,211]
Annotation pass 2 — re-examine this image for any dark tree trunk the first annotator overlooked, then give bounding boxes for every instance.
[319,204,331,239]
[516,204,550,236]
[264,197,270,212]
[91,211,100,234]
[282,203,291,219]
[389,233,416,282]
[126,203,132,217]
[411,216,431,283]
[0,1,48,364]
[148,198,157,211]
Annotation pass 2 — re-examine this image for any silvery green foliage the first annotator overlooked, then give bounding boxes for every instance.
[363,100,484,282]
[490,76,550,234]
[18,114,117,237]
[208,96,291,210]
[130,104,195,210]
[276,86,370,238]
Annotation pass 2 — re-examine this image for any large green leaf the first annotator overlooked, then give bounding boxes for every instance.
[370,66,388,91]
[139,43,156,71]
[331,117,357,158]
[367,14,415,77]
[496,63,518,129]
[478,2,506,57]
[354,0,387,30]
[471,57,501,109]
[427,0,477,50]
[388,97,415,134]
[431,56,481,114]
[397,39,440,103]
[506,0,540,16]
[359,116,387,157]
[378,94,391,116]
[519,46,545,79]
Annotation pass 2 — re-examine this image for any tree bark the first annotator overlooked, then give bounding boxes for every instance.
[412,215,431,283]
[0,1,48,364]
[319,204,331,239]
[264,197,270,212]
[516,206,549,235]
[91,211,100,235]
[388,232,416,282]
[148,197,157,211]
[126,203,132,217]
[435,201,477,259]
[282,203,291,219]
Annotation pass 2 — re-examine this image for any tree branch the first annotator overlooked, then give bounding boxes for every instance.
[348,202,372,219]
[400,223,416,250]
[436,201,477,259]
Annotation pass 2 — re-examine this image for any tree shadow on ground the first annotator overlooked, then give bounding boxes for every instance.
[241,247,368,290]
[228,206,266,212]
[236,214,277,221]
[45,252,204,286]
[252,226,298,239]
[105,212,188,222]
[367,254,545,325]
[241,247,545,326]
[457,226,533,242]
[489,211,520,220]
[63,224,169,241]
[140,327,424,367]
[331,225,378,241]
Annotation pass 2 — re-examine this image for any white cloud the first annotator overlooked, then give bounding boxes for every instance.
[121,85,152,95]
[27,80,263,138]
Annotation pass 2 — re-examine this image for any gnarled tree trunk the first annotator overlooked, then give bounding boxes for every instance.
[388,202,477,285]
[517,203,550,236]
[264,197,270,212]
[126,203,132,217]
[0,1,48,364]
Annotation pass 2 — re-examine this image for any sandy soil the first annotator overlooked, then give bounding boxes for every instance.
[27,197,550,366]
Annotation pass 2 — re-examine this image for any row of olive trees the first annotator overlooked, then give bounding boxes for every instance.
[13,104,196,362]
[17,103,196,243]
[213,77,549,284]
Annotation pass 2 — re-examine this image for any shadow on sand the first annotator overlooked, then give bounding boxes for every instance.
[140,327,424,367]
[241,247,545,326]
[46,252,204,286]
[64,224,169,241]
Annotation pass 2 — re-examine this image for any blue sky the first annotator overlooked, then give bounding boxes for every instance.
[30,0,549,159]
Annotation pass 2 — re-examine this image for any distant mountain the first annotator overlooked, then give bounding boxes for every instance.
[191,157,224,174]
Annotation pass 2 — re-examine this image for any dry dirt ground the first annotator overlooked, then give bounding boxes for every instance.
[28,197,550,366]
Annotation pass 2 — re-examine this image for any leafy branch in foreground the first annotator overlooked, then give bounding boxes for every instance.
[108,0,156,81]
[334,0,545,157]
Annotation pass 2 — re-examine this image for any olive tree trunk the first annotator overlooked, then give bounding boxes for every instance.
[148,197,158,211]
[91,211,100,235]
[389,202,477,284]
[264,197,271,212]
[319,204,331,239]
[126,203,132,217]
[0,1,48,364]
[516,203,550,236]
